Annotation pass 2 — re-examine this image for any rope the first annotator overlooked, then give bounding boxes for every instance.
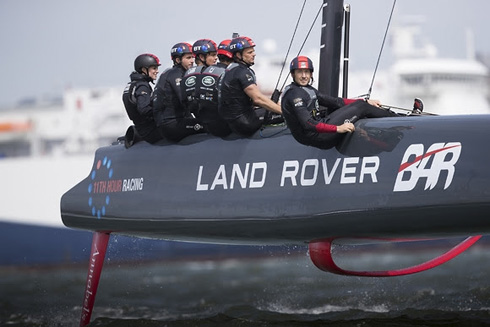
[274,0,307,92]
[366,0,397,99]
[279,2,324,92]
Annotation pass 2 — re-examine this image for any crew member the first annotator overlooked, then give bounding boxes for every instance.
[197,39,233,137]
[122,53,162,144]
[181,39,218,119]
[218,36,282,137]
[153,42,204,142]
[281,55,400,149]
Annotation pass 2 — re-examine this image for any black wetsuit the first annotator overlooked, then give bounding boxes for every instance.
[122,72,162,144]
[181,65,204,118]
[218,62,261,137]
[153,65,204,142]
[197,62,232,137]
[281,82,398,149]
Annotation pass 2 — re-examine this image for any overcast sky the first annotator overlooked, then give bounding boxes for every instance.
[1,0,489,107]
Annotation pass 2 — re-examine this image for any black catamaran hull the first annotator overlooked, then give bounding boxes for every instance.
[61,115,490,245]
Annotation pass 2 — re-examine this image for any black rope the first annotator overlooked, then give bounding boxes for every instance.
[279,2,324,92]
[366,0,397,99]
[274,0,307,92]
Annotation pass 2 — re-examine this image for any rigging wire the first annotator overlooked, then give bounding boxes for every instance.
[274,0,307,92]
[279,2,324,92]
[366,0,397,99]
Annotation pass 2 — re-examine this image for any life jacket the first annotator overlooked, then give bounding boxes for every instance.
[122,72,153,124]
[197,64,227,106]
[282,84,321,119]
[182,66,205,116]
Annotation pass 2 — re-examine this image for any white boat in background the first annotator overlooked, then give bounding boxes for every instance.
[0,87,130,158]
[348,17,490,114]
[0,87,130,228]
[0,89,128,266]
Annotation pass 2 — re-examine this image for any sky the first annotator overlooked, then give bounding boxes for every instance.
[1,0,489,107]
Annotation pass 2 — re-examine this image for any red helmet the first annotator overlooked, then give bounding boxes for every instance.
[192,39,218,56]
[290,56,314,73]
[170,42,193,60]
[134,53,161,73]
[229,36,256,54]
[217,39,232,59]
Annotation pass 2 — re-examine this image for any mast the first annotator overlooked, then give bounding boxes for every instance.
[342,4,351,98]
[318,0,344,96]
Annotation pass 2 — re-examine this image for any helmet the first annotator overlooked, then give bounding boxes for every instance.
[290,56,314,73]
[192,39,218,56]
[134,53,161,73]
[217,39,232,59]
[170,42,193,60]
[229,36,256,54]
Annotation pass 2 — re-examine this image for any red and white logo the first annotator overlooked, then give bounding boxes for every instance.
[393,142,462,192]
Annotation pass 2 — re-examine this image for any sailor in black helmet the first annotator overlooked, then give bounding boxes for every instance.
[218,36,282,137]
[122,53,162,144]
[281,55,399,149]
[153,42,204,142]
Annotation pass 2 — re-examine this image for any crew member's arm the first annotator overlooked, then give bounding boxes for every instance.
[286,92,353,134]
[171,72,184,104]
[244,84,282,114]
[135,84,153,117]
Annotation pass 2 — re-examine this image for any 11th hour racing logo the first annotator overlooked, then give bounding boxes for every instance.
[393,142,462,192]
[87,156,144,219]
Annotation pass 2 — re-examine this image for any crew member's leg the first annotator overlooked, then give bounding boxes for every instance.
[204,119,232,137]
[328,100,398,125]
[307,101,398,150]
[161,118,205,142]
[227,111,262,137]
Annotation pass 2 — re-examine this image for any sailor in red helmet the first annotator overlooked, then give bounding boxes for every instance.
[218,36,282,137]
[122,53,163,144]
[153,42,204,142]
[281,55,399,149]
[196,39,234,137]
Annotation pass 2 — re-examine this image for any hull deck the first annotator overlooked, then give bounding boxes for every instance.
[61,115,490,245]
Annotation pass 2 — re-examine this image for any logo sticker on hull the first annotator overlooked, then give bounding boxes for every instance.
[393,142,462,192]
[87,156,144,219]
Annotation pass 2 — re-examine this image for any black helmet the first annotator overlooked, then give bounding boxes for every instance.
[170,42,193,60]
[290,56,314,74]
[134,53,161,73]
[229,36,256,54]
[217,39,232,59]
[192,39,218,56]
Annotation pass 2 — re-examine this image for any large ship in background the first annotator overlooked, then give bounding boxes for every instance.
[0,89,268,266]
[256,17,490,114]
[1,18,489,266]
[346,17,490,114]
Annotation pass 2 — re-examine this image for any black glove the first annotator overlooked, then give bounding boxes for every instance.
[270,89,281,103]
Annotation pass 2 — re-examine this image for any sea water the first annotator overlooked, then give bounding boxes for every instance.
[1,240,490,326]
